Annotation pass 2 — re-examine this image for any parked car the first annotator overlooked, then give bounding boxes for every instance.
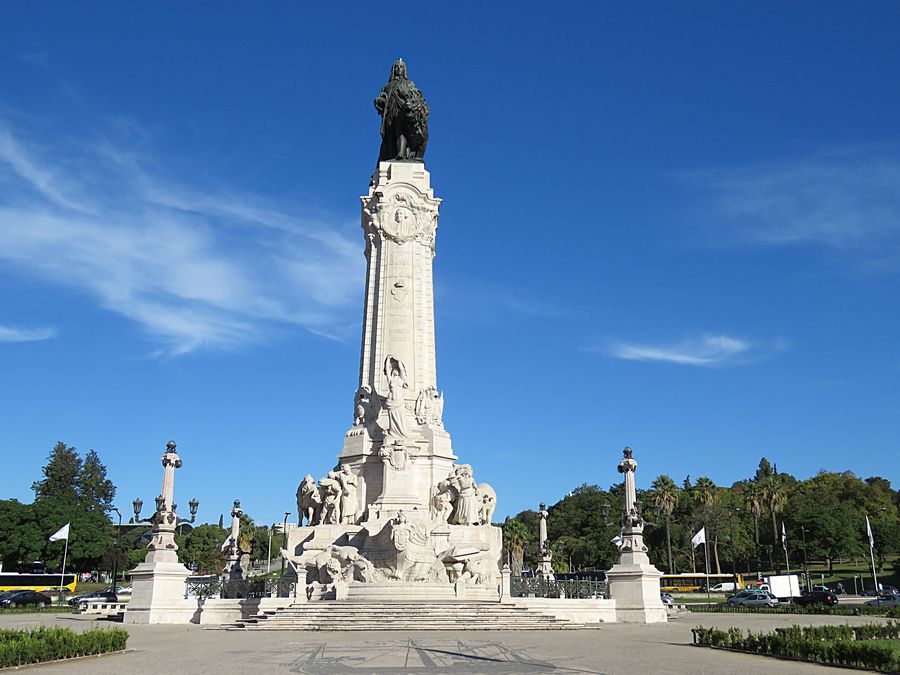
[795,590,838,607]
[68,591,118,607]
[0,590,52,608]
[865,595,900,607]
[660,592,675,605]
[726,590,779,608]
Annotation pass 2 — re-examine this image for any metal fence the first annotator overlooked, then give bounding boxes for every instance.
[185,577,297,599]
[511,576,608,599]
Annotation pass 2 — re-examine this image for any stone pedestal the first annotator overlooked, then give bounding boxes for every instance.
[606,447,667,623]
[124,560,193,624]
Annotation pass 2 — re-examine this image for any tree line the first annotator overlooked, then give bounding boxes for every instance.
[503,457,900,580]
[0,443,284,578]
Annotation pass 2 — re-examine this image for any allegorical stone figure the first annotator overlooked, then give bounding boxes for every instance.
[449,465,479,525]
[374,58,429,162]
[296,474,322,526]
[337,464,359,525]
[382,355,410,447]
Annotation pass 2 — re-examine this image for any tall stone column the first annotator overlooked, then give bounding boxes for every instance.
[125,442,194,624]
[606,447,667,623]
[537,503,554,579]
[223,499,245,580]
[339,161,456,522]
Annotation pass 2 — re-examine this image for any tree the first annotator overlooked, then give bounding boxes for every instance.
[32,442,81,503]
[763,476,788,572]
[78,449,115,513]
[503,518,530,575]
[741,480,764,566]
[177,524,228,574]
[650,475,679,574]
[693,476,721,574]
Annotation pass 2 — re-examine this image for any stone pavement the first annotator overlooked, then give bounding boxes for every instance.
[2,612,886,674]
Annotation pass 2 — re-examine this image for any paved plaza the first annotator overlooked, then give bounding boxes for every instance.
[3,612,887,674]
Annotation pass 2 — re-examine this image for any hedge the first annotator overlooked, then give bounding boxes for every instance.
[687,604,900,618]
[692,621,900,672]
[0,626,128,668]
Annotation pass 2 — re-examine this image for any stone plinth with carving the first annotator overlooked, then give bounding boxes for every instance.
[605,447,667,623]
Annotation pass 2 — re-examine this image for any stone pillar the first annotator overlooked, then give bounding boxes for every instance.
[125,442,193,624]
[537,503,554,580]
[340,161,457,523]
[223,499,244,580]
[500,563,512,601]
[606,447,667,623]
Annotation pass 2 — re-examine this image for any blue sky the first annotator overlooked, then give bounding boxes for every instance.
[1,2,897,526]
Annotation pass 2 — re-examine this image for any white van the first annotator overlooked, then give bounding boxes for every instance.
[710,582,738,592]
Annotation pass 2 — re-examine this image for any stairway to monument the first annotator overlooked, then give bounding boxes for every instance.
[226,601,588,630]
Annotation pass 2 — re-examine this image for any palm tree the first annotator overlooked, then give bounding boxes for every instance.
[502,518,531,576]
[742,481,764,569]
[763,477,787,573]
[651,475,679,574]
[694,476,721,574]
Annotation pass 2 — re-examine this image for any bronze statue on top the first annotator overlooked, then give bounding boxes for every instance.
[374,59,429,162]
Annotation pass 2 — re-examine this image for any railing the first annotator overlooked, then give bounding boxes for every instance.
[185,576,297,599]
[511,576,608,599]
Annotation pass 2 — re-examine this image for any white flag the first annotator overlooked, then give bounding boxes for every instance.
[781,521,788,551]
[691,526,706,549]
[611,535,623,547]
[866,515,875,548]
[49,523,70,542]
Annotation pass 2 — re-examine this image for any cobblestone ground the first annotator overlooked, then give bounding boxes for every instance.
[1,612,888,674]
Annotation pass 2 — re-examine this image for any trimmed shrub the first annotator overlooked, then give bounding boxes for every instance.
[692,621,900,672]
[0,626,128,668]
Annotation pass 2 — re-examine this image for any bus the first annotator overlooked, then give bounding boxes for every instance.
[660,573,744,592]
[0,573,77,594]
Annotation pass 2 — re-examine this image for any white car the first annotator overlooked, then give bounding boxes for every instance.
[710,582,737,592]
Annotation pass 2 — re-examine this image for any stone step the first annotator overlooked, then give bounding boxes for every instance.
[225,600,588,631]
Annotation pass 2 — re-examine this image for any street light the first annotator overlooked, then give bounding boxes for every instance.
[110,507,122,591]
[280,512,290,575]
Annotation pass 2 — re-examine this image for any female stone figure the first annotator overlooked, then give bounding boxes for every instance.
[337,464,359,525]
[449,465,479,525]
[318,472,341,525]
[296,474,322,526]
[382,355,410,448]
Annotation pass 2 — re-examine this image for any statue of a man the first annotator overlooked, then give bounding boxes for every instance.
[374,59,429,162]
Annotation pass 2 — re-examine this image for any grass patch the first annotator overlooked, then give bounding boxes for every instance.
[687,604,900,618]
[0,626,128,668]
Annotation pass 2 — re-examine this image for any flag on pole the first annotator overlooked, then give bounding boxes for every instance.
[782,521,788,551]
[49,524,69,542]
[611,535,623,547]
[691,526,706,549]
[866,515,875,548]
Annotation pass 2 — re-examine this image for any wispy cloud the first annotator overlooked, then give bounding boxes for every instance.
[0,122,363,355]
[608,334,787,367]
[0,325,57,343]
[686,146,900,255]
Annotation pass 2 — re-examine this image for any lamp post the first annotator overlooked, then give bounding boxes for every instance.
[110,507,122,591]
[800,526,810,591]
[267,523,277,575]
[132,442,199,565]
[280,511,290,575]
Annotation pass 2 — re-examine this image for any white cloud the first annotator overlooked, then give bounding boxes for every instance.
[0,123,363,355]
[687,147,900,254]
[0,325,57,343]
[610,334,755,366]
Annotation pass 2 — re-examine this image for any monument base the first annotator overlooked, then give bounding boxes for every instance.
[124,560,195,624]
[606,560,667,623]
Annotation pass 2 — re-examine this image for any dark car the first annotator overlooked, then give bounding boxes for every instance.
[795,590,838,607]
[68,591,118,607]
[0,590,52,608]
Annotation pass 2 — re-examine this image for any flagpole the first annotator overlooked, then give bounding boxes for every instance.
[704,524,711,605]
[58,537,69,605]
[867,515,879,594]
[782,523,790,575]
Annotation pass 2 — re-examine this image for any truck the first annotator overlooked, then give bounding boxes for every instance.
[757,574,801,600]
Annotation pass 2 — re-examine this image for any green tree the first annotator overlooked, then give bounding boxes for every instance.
[78,449,115,513]
[502,518,530,575]
[693,476,721,574]
[650,475,679,574]
[32,442,81,503]
[763,476,788,572]
[177,524,228,574]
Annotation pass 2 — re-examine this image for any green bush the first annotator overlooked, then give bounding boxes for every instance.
[687,604,900,618]
[693,621,900,672]
[0,626,127,668]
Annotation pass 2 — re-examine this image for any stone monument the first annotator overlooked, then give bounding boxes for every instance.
[125,441,198,624]
[223,499,247,580]
[284,60,502,597]
[536,503,554,580]
[605,447,667,622]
